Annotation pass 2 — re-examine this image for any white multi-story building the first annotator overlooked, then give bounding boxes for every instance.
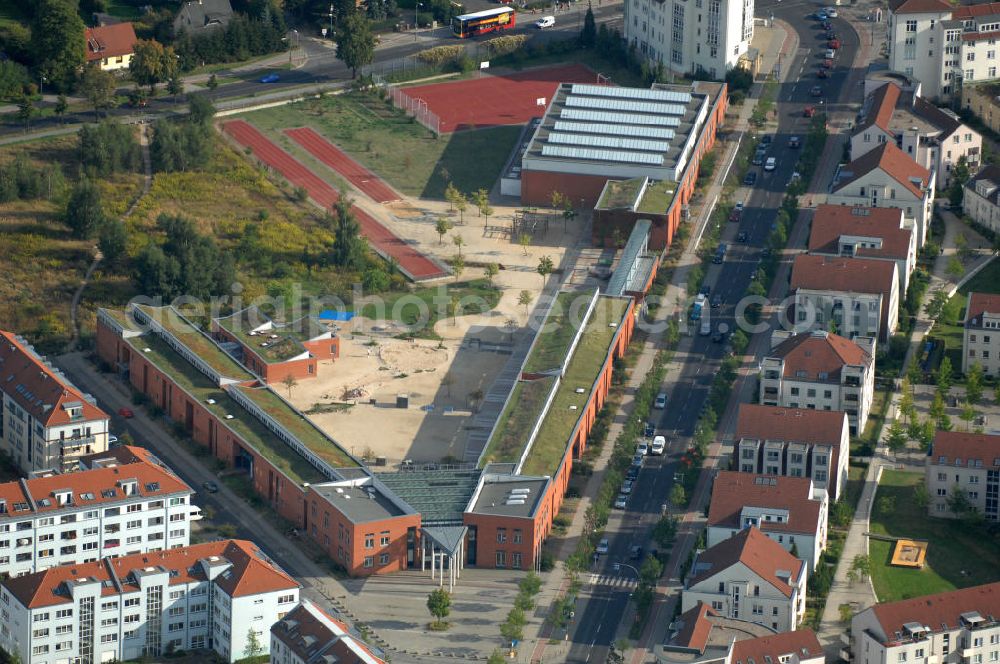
[271,599,386,664]
[852,582,1000,664]
[0,330,110,474]
[852,82,982,188]
[0,539,300,664]
[682,526,807,632]
[964,165,1000,235]
[828,142,936,248]
[624,0,754,80]
[707,472,828,572]
[888,0,1000,100]
[0,445,197,579]
[759,331,876,436]
[734,404,851,501]
[926,431,1000,521]
[962,292,1000,376]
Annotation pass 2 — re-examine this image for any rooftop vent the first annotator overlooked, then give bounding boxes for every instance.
[225,414,234,420]
[206,399,216,405]
[575,388,586,394]
[143,348,152,353]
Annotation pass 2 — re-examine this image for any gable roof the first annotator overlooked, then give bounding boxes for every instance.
[791,254,897,296]
[931,431,1000,468]
[868,582,1000,642]
[0,330,108,428]
[966,165,1000,206]
[708,472,823,535]
[857,83,901,136]
[735,404,848,446]
[952,2,1000,19]
[690,527,804,598]
[671,602,719,654]
[888,0,951,13]
[768,331,873,381]
[965,291,1000,327]
[808,205,911,260]
[3,540,298,609]
[832,142,932,199]
[730,630,825,664]
[909,96,962,140]
[271,600,385,664]
[84,23,137,62]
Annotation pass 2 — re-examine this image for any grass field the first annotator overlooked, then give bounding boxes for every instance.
[358,278,501,333]
[926,258,1000,375]
[241,92,522,199]
[869,469,1000,602]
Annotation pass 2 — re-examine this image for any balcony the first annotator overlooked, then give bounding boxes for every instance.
[104,539,120,549]
[104,525,120,535]
[59,436,97,453]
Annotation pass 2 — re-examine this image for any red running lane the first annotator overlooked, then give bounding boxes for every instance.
[222,120,446,281]
[285,127,401,204]
[405,64,596,132]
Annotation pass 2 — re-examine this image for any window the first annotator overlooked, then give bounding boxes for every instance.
[773,607,779,616]
[364,556,374,568]
[124,597,140,607]
[512,552,522,569]
[380,533,390,547]
[364,534,374,549]
[379,552,389,565]
[906,19,916,31]
[55,608,72,619]
[899,653,908,662]
[102,600,118,611]
[496,550,507,568]
[168,622,184,632]
[497,528,507,544]
[513,529,523,544]
[101,633,118,643]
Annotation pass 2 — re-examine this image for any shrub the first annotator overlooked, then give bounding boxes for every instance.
[415,44,464,66]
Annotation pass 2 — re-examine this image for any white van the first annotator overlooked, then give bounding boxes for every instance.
[536,15,555,28]
[700,317,712,335]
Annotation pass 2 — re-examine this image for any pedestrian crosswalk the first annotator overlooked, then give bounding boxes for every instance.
[588,573,639,589]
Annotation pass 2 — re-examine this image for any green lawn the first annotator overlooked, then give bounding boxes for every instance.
[241,92,522,199]
[869,470,1000,602]
[522,291,592,374]
[926,257,1000,375]
[482,376,558,466]
[358,279,500,334]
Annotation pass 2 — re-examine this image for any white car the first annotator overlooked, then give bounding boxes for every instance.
[597,538,610,554]
[825,48,836,59]
[535,15,555,28]
[621,480,634,495]
[636,441,649,456]
[615,494,628,509]
[654,392,667,409]
[764,157,777,172]
[651,435,666,455]
[825,7,838,17]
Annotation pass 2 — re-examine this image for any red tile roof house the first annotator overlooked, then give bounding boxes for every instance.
[962,292,1000,377]
[0,330,110,474]
[656,601,826,664]
[851,582,1000,664]
[682,527,808,633]
[733,404,851,501]
[0,539,301,663]
[84,22,138,71]
[707,471,828,572]
[925,430,1000,521]
[759,331,876,436]
[808,204,916,294]
[790,254,900,342]
[827,142,936,248]
[271,598,386,664]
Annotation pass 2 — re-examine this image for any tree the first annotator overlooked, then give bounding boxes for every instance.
[54,95,68,124]
[947,484,974,515]
[167,76,183,102]
[426,588,451,628]
[924,290,950,320]
[913,482,930,509]
[580,1,597,47]
[898,380,916,424]
[562,200,577,233]
[481,203,494,227]
[336,12,376,78]
[31,0,86,91]
[790,540,800,559]
[537,255,554,287]
[65,178,105,239]
[452,233,465,257]
[243,627,265,662]
[929,390,947,421]
[79,66,118,118]
[484,262,499,288]
[847,554,871,583]
[946,255,964,280]
[99,220,128,268]
[500,617,524,643]
[450,254,465,282]
[669,483,686,508]
[948,155,970,210]
[455,193,468,224]
[15,96,34,131]
[995,380,1000,406]
[332,197,366,268]
[518,289,533,317]
[435,218,450,245]
[282,374,298,399]
[207,73,219,98]
[959,401,977,431]
[488,651,506,664]
[472,188,488,216]
[549,190,565,210]
[652,515,678,549]
[130,39,179,92]
[639,555,663,587]
[519,233,532,256]
[885,419,908,454]
[187,94,216,125]
[936,356,953,396]
[966,362,984,404]
[444,182,459,211]
[915,417,935,451]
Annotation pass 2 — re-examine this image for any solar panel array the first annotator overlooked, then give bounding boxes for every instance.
[570,83,693,104]
[552,121,676,141]
[565,95,688,117]
[548,132,669,153]
[541,145,664,165]
[559,108,681,127]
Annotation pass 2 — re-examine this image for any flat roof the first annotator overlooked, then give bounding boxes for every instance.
[376,468,482,525]
[521,296,629,476]
[215,308,330,364]
[100,308,142,333]
[522,291,593,373]
[124,333,328,485]
[481,377,557,465]
[637,179,679,214]
[471,477,548,518]
[597,178,644,210]
[312,482,408,524]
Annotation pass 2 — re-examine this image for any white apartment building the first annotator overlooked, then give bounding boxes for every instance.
[0,539,300,664]
[888,0,1000,100]
[964,165,1000,234]
[963,292,1000,377]
[682,526,807,633]
[827,142,936,248]
[852,82,982,188]
[759,331,876,436]
[790,254,900,342]
[852,582,1000,664]
[926,431,1000,521]
[0,330,110,474]
[624,0,754,80]
[734,404,851,501]
[707,472,828,572]
[271,599,385,664]
[0,445,196,579]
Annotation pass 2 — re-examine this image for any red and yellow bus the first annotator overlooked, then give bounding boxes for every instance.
[452,6,516,38]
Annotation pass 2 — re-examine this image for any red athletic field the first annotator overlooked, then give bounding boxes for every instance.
[284,127,401,204]
[404,64,596,132]
[222,120,447,281]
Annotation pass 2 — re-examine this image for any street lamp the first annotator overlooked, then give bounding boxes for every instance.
[612,561,641,578]
[415,2,424,40]
[329,3,336,38]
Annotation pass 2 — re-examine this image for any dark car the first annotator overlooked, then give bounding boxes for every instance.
[744,171,758,186]
[630,545,644,560]
[644,421,656,437]
[804,106,816,117]
[822,58,834,68]
[789,136,801,148]
[711,331,726,343]
[818,68,829,79]
[203,481,220,493]
[762,247,772,258]
[626,466,640,481]
[828,38,841,49]
[821,20,832,30]
[737,230,749,243]
[760,134,773,146]
[826,30,837,40]
[811,85,823,96]
[711,294,722,308]
[701,284,712,296]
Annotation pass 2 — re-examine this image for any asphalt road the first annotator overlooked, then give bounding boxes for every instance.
[563,5,861,661]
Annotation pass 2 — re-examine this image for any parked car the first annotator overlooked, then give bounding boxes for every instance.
[811,85,823,96]
[815,11,828,20]
[654,392,667,409]
[644,421,656,437]
[108,435,119,447]
[764,157,777,172]
[737,230,749,243]
[700,284,712,296]
[615,494,628,509]
[651,435,666,455]
[825,48,836,59]
[760,134,772,146]
[597,538,610,554]
[825,7,838,17]
[804,106,816,117]
[621,480,634,495]
[821,20,832,30]
[118,407,134,419]
[729,203,743,222]
[626,466,640,481]
[788,135,801,148]
[744,171,758,186]
[828,38,841,49]
[259,73,280,83]
[636,441,649,456]
[630,545,644,560]
[817,68,829,78]
[632,453,644,468]
[203,481,220,493]
[751,150,766,166]
[822,58,834,68]
[710,294,722,308]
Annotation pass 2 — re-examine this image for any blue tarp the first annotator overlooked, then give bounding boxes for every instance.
[318,310,355,321]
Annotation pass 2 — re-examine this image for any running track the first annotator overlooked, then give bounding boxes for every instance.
[285,127,401,204]
[404,64,596,132]
[222,120,446,281]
